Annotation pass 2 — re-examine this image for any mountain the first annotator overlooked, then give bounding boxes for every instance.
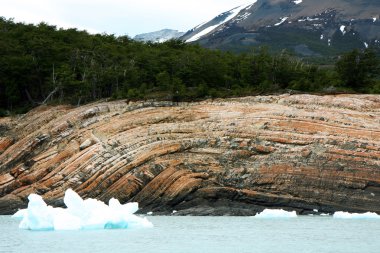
[1,95,379,215]
[181,0,380,55]
[134,29,185,43]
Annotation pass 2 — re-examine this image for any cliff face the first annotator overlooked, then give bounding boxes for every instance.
[0,95,379,215]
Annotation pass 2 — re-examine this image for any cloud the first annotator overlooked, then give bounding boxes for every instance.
[0,0,251,36]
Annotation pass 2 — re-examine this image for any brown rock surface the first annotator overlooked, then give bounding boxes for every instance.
[0,94,379,215]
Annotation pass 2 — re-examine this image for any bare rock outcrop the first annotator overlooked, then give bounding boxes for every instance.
[0,95,379,215]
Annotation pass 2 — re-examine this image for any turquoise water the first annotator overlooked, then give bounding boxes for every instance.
[1,215,379,253]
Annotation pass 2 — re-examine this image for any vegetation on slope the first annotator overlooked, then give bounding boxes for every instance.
[0,18,379,115]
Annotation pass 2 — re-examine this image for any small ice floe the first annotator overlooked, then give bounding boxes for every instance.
[147,211,153,215]
[12,209,27,219]
[172,210,177,214]
[320,34,324,40]
[12,189,153,231]
[313,209,318,212]
[364,42,369,48]
[373,17,377,22]
[333,211,380,219]
[274,17,289,26]
[254,209,297,218]
[293,0,303,4]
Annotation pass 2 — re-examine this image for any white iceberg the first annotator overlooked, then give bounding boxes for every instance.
[254,209,297,218]
[333,211,380,219]
[12,189,153,231]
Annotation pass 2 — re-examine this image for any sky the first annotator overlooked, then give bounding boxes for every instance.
[0,0,251,37]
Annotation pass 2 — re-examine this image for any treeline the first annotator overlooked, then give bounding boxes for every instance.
[0,18,379,114]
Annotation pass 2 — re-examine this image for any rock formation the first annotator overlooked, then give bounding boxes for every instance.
[0,94,379,215]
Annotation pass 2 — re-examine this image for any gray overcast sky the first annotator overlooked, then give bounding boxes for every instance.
[0,0,251,37]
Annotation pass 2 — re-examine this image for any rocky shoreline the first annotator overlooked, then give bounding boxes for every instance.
[0,94,379,215]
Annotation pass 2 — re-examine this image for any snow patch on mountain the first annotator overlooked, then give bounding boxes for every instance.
[274,17,289,26]
[235,12,252,23]
[298,17,320,22]
[186,25,220,42]
[340,25,346,35]
[186,2,255,42]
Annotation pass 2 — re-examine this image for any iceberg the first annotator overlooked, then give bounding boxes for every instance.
[12,189,153,231]
[333,211,380,219]
[254,209,297,218]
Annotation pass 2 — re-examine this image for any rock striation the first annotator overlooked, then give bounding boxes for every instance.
[0,94,379,215]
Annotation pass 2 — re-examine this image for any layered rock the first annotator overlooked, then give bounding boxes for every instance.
[0,95,379,215]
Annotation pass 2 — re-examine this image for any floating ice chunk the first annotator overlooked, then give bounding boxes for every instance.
[18,194,55,230]
[254,209,297,218]
[147,211,153,215]
[333,211,380,219]
[364,42,369,48]
[373,17,377,22]
[14,189,153,231]
[12,209,27,219]
[293,0,303,4]
[64,189,85,217]
[53,208,82,230]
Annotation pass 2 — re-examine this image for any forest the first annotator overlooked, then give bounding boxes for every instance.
[0,17,379,115]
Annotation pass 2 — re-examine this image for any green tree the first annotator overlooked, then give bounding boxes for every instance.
[335,48,379,91]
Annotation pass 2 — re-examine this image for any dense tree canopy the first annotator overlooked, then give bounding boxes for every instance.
[335,48,379,91]
[0,18,379,115]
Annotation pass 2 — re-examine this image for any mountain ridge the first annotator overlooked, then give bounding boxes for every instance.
[181,0,380,55]
[134,29,184,43]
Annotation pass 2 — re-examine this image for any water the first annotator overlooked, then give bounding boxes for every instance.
[1,215,380,253]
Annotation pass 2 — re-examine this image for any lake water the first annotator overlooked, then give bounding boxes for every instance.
[1,215,379,253]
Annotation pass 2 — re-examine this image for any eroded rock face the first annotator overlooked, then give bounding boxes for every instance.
[0,95,379,215]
